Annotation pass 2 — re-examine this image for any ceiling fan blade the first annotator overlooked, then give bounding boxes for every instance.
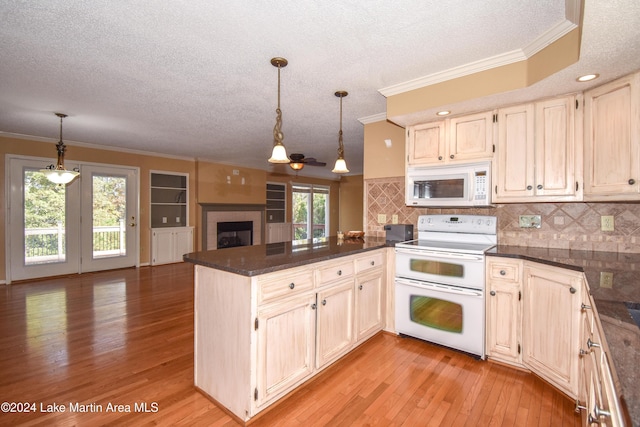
[304,157,326,167]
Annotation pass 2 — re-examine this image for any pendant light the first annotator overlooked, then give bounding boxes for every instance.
[40,113,80,185]
[332,91,349,173]
[268,57,291,164]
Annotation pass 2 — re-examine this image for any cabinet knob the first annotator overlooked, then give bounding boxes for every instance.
[629,179,636,185]
[370,261,375,266]
[311,303,317,310]
[321,299,327,306]
[337,270,342,276]
[449,154,454,159]
[593,403,611,419]
[438,156,443,161]
[289,282,295,290]
[569,287,576,294]
[537,184,543,190]
[587,338,601,349]
[359,285,363,290]
[581,303,592,311]
[526,185,533,190]
[490,290,496,296]
[499,270,506,276]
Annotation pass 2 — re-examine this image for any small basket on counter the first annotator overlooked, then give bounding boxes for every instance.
[345,231,365,239]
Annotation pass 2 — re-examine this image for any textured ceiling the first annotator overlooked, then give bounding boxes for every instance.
[1,1,639,180]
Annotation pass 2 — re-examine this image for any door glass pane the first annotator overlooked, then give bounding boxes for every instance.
[23,169,67,265]
[409,259,464,277]
[292,189,310,239]
[92,174,127,259]
[292,184,329,240]
[312,192,327,238]
[410,295,463,333]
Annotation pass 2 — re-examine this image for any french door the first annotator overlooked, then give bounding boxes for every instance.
[7,157,139,282]
[292,184,329,239]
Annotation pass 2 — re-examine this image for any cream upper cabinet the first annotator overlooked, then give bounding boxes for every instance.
[406,110,494,165]
[485,258,523,367]
[584,72,640,200]
[522,262,583,399]
[407,121,446,164]
[493,96,580,202]
[493,104,535,200]
[447,111,495,162]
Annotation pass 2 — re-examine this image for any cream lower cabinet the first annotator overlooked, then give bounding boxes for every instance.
[577,282,624,426]
[523,262,583,398]
[194,249,386,422]
[485,258,523,367]
[151,226,193,265]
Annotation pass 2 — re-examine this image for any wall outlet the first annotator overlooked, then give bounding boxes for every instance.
[176,217,180,223]
[601,216,614,231]
[519,215,541,228]
[377,214,387,224]
[162,217,167,224]
[600,272,613,288]
[392,214,398,224]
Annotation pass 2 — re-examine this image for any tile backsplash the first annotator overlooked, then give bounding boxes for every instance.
[365,177,640,253]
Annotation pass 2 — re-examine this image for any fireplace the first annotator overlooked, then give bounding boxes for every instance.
[201,203,265,250]
[217,221,253,249]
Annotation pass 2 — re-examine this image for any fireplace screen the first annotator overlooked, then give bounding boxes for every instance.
[217,221,253,249]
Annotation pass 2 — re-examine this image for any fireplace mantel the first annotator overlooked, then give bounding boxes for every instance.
[200,204,265,250]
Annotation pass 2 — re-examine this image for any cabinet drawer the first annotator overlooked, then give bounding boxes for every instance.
[355,251,384,274]
[316,260,354,286]
[488,261,520,282]
[258,269,314,304]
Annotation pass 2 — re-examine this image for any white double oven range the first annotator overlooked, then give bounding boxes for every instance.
[394,214,497,358]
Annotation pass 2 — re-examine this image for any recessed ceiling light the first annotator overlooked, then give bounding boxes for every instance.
[577,73,599,82]
[436,110,451,116]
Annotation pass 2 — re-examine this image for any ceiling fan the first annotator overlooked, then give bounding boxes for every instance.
[288,153,326,171]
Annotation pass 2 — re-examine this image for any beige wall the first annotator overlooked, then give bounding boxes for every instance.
[1,135,347,281]
[337,175,364,232]
[363,120,405,179]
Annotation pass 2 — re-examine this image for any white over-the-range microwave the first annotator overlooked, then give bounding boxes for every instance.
[405,161,492,207]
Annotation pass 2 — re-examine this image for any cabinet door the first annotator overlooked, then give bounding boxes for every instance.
[316,281,355,369]
[355,271,383,342]
[406,121,446,165]
[534,96,580,199]
[448,111,494,162]
[523,263,582,398]
[174,228,193,260]
[486,280,521,365]
[151,229,175,265]
[255,293,316,407]
[584,72,640,199]
[493,104,535,201]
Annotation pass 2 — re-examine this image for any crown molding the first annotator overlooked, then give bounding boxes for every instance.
[379,7,580,98]
[358,113,387,124]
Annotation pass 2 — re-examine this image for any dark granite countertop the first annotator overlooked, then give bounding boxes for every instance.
[487,245,640,425]
[183,236,390,276]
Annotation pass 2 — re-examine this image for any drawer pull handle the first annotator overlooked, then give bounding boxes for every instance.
[587,338,600,349]
[289,282,295,290]
[499,270,506,276]
[337,270,342,276]
[490,290,496,296]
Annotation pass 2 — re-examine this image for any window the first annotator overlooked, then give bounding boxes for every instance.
[292,184,329,240]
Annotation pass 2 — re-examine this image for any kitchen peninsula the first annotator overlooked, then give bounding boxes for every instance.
[183,237,389,422]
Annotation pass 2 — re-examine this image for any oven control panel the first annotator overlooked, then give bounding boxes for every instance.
[417,214,496,234]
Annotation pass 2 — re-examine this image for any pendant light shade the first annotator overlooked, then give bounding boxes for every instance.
[268,57,291,164]
[40,113,80,185]
[332,91,349,174]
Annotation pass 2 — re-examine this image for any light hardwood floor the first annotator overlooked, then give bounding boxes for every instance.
[0,263,581,426]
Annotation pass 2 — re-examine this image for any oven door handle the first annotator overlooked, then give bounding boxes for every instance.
[395,247,483,261]
[395,277,483,297]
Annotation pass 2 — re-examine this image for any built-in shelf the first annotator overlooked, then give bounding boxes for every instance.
[266,182,286,223]
[151,172,188,228]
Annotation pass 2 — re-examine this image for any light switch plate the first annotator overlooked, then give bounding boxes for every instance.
[519,215,541,228]
[601,216,614,231]
[600,272,613,288]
